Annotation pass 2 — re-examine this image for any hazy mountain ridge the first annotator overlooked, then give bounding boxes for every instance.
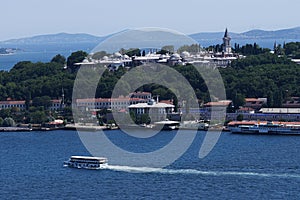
[190,27,300,41]
[1,27,300,46]
[0,33,106,45]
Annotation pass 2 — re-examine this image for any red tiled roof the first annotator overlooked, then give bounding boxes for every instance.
[51,100,61,103]
[204,100,232,107]
[245,98,264,102]
[238,107,254,111]
[0,100,25,105]
[159,100,174,105]
[76,97,146,103]
[130,92,151,95]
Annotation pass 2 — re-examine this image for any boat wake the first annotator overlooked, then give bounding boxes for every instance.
[104,165,300,179]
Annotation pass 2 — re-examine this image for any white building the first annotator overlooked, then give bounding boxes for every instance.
[0,100,26,110]
[128,99,175,122]
[76,97,147,111]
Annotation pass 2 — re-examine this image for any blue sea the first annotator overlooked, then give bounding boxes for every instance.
[0,43,97,71]
[1,129,300,199]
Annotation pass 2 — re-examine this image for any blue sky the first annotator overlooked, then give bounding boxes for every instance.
[1,0,300,41]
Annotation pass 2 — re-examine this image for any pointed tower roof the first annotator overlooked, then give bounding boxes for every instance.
[224,28,229,38]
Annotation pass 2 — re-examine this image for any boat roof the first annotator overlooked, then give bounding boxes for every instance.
[154,120,180,125]
[70,156,107,160]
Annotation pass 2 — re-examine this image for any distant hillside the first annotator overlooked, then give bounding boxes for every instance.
[0,33,106,45]
[1,27,300,48]
[240,27,300,39]
[189,27,300,46]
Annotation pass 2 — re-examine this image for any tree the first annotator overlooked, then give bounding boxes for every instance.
[124,48,141,57]
[91,51,109,60]
[267,92,274,107]
[177,44,201,54]
[273,89,283,107]
[236,114,244,121]
[29,111,48,124]
[3,117,16,127]
[161,45,174,53]
[0,109,11,119]
[32,96,52,109]
[233,93,245,109]
[51,54,66,64]
[67,51,88,67]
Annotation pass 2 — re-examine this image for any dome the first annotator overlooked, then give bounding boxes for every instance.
[170,53,181,60]
[180,51,190,58]
[102,56,109,60]
[114,52,122,58]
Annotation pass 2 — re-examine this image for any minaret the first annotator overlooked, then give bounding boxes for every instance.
[223,28,232,54]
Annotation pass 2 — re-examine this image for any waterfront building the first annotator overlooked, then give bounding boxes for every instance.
[236,107,255,114]
[227,108,300,122]
[282,97,300,108]
[49,99,64,111]
[244,98,267,111]
[128,99,175,122]
[76,97,147,111]
[0,100,26,110]
[0,99,65,111]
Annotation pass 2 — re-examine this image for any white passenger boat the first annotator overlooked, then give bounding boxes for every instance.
[64,156,108,169]
[229,121,300,135]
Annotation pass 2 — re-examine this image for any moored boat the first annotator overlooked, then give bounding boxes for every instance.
[228,121,300,135]
[64,156,108,169]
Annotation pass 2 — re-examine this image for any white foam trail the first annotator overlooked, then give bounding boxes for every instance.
[104,165,300,179]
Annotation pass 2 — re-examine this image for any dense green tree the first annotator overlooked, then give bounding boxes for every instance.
[29,111,48,124]
[161,45,175,53]
[3,117,16,127]
[67,50,88,67]
[237,114,244,121]
[0,109,11,119]
[91,51,110,60]
[177,44,201,54]
[32,96,52,109]
[51,54,66,64]
[284,42,300,57]
[124,48,141,57]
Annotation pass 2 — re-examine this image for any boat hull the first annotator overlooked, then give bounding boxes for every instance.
[230,125,300,135]
[64,161,108,169]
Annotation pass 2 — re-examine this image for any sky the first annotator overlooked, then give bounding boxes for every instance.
[1,0,300,41]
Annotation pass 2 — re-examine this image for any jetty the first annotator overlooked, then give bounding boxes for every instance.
[0,127,32,132]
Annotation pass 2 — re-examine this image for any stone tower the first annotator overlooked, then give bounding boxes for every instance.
[223,28,232,54]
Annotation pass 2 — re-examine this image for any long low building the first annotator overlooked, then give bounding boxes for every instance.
[227,107,300,122]
[260,108,300,114]
[76,97,148,111]
[0,99,64,111]
[0,100,26,109]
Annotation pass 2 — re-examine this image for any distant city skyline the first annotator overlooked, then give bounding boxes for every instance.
[1,0,300,41]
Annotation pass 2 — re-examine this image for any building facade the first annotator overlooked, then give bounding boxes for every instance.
[128,99,175,122]
[76,97,148,111]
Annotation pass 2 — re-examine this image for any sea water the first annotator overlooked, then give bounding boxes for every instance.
[1,130,300,199]
[0,43,96,71]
